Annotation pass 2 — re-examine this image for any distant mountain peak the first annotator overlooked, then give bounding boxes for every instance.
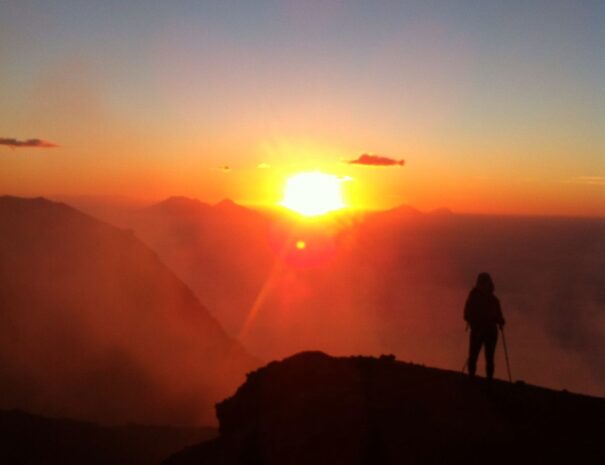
[394,204,422,215]
[160,196,207,206]
[1,194,57,207]
[214,198,238,209]
[430,207,454,216]
[150,196,211,215]
[213,199,259,220]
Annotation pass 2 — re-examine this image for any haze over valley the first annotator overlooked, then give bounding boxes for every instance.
[62,195,605,398]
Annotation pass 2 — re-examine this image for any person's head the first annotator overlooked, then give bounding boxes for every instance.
[476,272,494,293]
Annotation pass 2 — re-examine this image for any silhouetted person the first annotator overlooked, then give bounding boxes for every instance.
[464,273,505,381]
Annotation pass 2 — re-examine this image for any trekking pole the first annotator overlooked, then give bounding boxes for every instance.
[461,324,469,373]
[500,326,513,383]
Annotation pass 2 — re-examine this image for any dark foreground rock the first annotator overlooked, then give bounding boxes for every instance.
[163,351,605,465]
[0,409,217,465]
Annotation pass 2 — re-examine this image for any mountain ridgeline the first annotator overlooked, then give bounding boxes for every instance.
[0,196,258,425]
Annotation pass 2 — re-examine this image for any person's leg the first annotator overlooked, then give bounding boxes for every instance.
[484,327,499,380]
[468,329,482,377]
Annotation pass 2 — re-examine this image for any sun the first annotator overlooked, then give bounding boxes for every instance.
[281,172,346,217]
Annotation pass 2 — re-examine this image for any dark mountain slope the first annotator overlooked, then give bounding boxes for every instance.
[163,352,605,465]
[0,409,216,465]
[0,196,258,425]
[108,197,274,336]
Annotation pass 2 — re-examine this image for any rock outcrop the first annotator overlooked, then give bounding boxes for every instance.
[163,352,605,465]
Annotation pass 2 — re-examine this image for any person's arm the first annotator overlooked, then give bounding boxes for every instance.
[496,298,505,327]
[464,293,473,324]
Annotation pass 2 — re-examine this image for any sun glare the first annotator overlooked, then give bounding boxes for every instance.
[281,172,346,217]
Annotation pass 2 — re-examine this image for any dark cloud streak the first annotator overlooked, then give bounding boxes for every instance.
[348,153,404,167]
[0,137,59,148]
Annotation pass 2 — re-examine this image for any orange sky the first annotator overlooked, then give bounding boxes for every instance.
[1,1,603,216]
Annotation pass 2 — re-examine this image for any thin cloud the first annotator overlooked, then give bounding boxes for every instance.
[566,176,605,186]
[348,153,404,167]
[0,137,59,148]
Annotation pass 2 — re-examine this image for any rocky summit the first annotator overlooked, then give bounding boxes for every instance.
[163,351,605,465]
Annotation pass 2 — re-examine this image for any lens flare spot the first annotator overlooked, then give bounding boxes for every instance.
[296,240,306,250]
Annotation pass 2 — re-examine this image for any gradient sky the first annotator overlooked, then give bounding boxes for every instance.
[1,0,603,215]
